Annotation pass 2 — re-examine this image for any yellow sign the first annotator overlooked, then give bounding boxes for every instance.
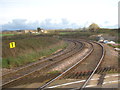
[9,42,16,48]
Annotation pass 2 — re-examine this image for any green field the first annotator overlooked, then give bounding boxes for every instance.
[0,34,15,36]
[58,29,118,41]
[2,35,67,68]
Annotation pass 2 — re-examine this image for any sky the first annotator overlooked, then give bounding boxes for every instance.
[0,0,119,30]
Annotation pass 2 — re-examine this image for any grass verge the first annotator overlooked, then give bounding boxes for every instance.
[2,41,67,68]
[107,44,120,48]
[47,70,60,74]
[2,35,68,68]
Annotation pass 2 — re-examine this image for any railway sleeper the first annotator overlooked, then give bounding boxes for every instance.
[63,67,118,79]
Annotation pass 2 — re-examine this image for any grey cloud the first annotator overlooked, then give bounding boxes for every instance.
[2,18,80,30]
[39,18,79,29]
[107,24,118,29]
[2,19,39,30]
[101,24,118,29]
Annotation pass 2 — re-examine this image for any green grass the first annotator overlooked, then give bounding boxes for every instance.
[2,43,67,68]
[2,35,67,68]
[116,41,120,44]
[59,31,93,39]
[58,29,119,41]
[107,44,120,48]
[0,34,15,36]
[47,70,60,74]
[97,29,118,36]
[59,32,77,35]
[105,69,119,74]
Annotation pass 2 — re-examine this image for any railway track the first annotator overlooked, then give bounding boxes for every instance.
[2,39,75,76]
[2,39,86,88]
[38,42,105,90]
[79,42,105,90]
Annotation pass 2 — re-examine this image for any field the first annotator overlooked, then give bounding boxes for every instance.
[58,29,118,42]
[2,34,67,68]
[0,34,15,36]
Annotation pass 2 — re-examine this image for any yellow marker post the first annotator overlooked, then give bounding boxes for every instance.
[9,42,16,48]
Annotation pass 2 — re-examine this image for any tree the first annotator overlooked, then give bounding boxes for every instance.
[88,23,100,32]
[37,27,41,32]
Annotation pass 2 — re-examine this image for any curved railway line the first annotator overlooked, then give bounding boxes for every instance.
[80,42,105,90]
[2,39,87,88]
[1,39,108,90]
[2,40,74,75]
[38,42,105,90]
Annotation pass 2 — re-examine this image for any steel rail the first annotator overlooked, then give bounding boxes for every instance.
[2,40,77,86]
[2,40,84,88]
[79,42,105,90]
[2,40,76,79]
[37,42,94,90]
[2,40,75,77]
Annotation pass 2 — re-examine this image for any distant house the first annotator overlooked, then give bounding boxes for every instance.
[17,30,38,34]
[2,30,38,34]
[41,30,48,33]
[37,27,48,33]
[44,30,48,33]
[24,30,30,33]
[2,29,47,34]
[16,30,25,34]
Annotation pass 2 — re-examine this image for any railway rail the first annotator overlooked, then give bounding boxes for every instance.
[2,39,75,76]
[38,42,105,90]
[2,39,86,88]
[79,42,105,90]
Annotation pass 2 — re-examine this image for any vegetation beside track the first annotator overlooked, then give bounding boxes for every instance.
[2,35,68,68]
[51,29,118,42]
[47,70,60,74]
[107,44,120,48]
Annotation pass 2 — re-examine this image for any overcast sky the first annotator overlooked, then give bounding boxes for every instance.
[0,0,119,30]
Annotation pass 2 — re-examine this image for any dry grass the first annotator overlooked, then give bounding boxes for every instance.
[2,34,67,68]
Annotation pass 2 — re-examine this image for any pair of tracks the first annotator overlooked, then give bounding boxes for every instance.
[2,39,85,88]
[80,42,105,90]
[2,39,105,89]
[38,42,105,90]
